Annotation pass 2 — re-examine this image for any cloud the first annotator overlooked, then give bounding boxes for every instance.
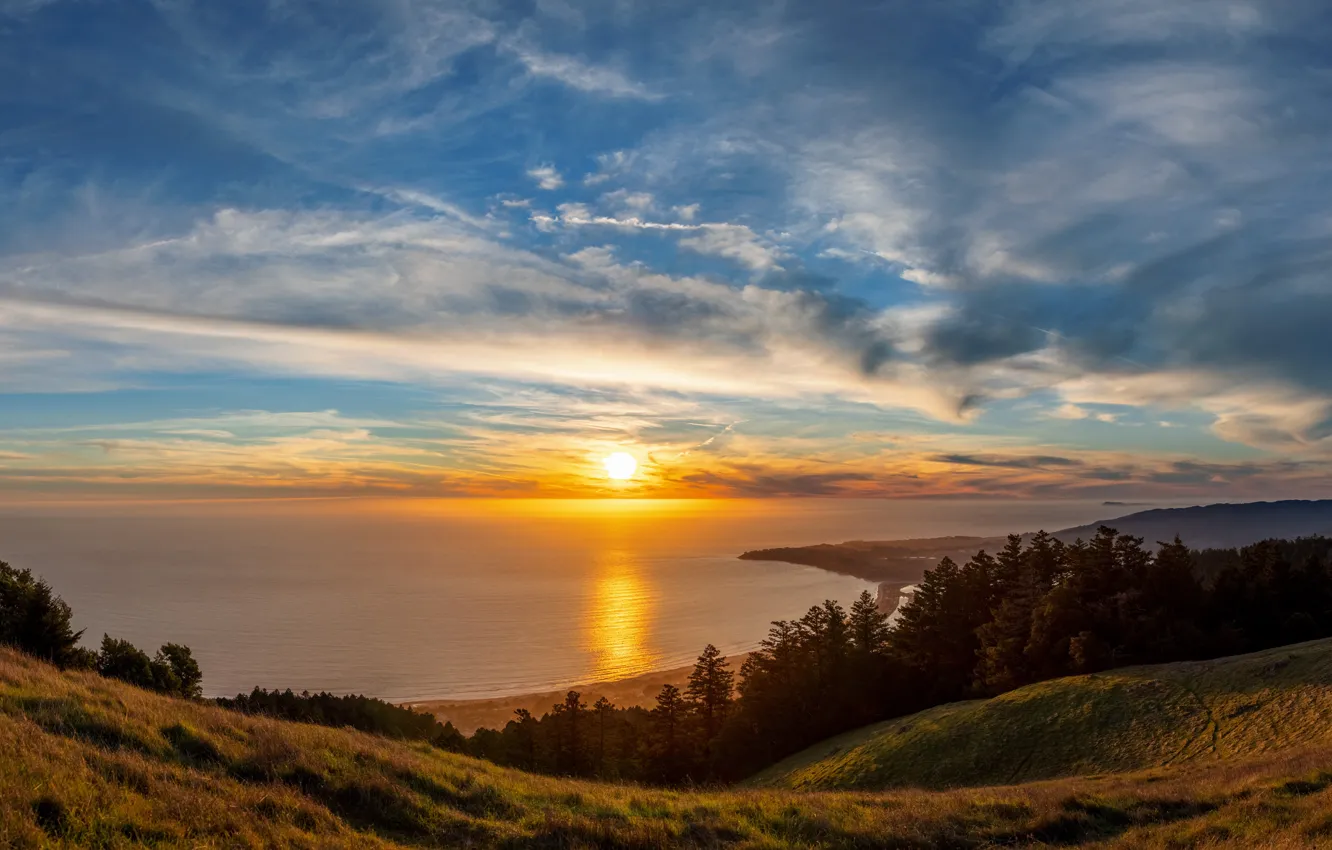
[527,165,564,191]
[603,189,654,211]
[679,226,782,271]
[533,208,784,270]
[931,453,1084,470]
[7,0,1332,496]
[506,42,659,99]
[0,207,940,417]
[673,467,878,497]
[1049,403,1119,423]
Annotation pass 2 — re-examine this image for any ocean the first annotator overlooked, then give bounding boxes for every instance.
[0,498,1145,700]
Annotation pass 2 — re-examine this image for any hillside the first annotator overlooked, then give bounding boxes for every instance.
[750,638,1332,793]
[1056,499,1332,550]
[739,499,1332,585]
[13,650,1332,847]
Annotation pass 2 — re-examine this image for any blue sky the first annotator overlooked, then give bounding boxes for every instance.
[2,0,1331,499]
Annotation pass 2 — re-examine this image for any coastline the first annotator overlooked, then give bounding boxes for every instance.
[406,655,749,734]
[407,567,910,735]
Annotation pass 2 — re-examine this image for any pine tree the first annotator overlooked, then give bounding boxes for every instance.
[512,708,537,770]
[848,590,889,657]
[0,561,86,667]
[993,534,1026,594]
[593,696,613,775]
[847,589,891,720]
[650,684,688,783]
[685,644,733,743]
[556,691,587,775]
[976,562,1042,693]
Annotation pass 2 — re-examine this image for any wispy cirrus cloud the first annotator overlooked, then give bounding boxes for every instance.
[505,41,660,100]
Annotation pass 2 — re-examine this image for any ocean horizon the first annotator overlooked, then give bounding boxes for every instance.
[0,498,1178,701]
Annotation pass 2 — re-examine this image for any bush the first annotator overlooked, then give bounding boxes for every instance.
[219,688,466,750]
[97,635,205,700]
[97,635,156,688]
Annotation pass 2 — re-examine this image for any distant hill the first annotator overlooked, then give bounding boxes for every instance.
[740,499,1332,585]
[11,646,1332,846]
[1055,499,1332,550]
[749,637,1332,792]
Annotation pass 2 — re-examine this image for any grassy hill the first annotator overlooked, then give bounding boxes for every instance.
[750,638,1332,794]
[12,649,1332,846]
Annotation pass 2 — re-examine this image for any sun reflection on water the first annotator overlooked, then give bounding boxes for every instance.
[584,551,659,682]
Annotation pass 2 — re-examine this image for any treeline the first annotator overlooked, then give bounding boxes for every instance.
[460,596,895,783]
[454,530,1332,784]
[219,687,466,750]
[0,561,202,699]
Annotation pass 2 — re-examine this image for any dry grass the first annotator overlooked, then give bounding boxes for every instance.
[750,638,1332,794]
[9,648,1332,847]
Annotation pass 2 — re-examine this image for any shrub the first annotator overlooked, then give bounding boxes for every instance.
[97,635,205,700]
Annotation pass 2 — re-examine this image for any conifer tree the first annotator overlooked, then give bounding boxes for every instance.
[555,691,587,775]
[848,590,889,657]
[976,562,1042,693]
[0,561,85,667]
[593,696,613,774]
[650,684,688,783]
[685,644,733,743]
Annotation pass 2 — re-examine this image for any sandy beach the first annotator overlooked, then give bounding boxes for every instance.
[406,655,749,735]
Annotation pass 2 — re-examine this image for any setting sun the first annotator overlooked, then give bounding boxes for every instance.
[603,452,638,480]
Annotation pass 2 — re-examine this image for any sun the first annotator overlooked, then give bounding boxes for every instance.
[603,452,638,481]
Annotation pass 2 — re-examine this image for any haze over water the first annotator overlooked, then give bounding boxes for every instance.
[0,498,1151,700]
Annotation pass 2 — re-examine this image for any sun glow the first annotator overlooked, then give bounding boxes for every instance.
[603,452,638,480]
[584,551,658,680]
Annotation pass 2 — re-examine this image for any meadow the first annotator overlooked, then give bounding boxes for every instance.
[10,645,1332,848]
[751,637,1332,792]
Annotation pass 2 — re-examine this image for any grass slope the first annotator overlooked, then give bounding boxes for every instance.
[11,648,1332,847]
[750,638,1332,793]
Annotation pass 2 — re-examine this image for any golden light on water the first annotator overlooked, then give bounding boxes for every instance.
[603,452,638,480]
[584,551,658,681]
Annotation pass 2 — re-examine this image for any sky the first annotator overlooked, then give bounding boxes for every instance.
[2,0,1332,500]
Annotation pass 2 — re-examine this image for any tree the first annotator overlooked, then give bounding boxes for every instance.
[848,590,890,658]
[96,635,156,689]
[685,644,734,744]
[649,684,688,783]
[96,635,206,699]
[0,561,86,667]
[976,564,1043,693]
[156,643,203,699]
[593,696,614,774]
[512,708,538,770]
[892,555,994,703]
[554,690,587,775]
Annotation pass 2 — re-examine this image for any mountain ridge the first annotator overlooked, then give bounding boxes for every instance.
[739,499,1332,585]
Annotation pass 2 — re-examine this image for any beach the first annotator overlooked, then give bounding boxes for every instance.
[406,655,749,734]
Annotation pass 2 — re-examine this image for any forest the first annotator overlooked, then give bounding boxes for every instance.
[7,527,1332,786]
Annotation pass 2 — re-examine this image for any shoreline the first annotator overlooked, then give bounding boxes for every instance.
[405,655,750,735]
[406,577,908,735]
